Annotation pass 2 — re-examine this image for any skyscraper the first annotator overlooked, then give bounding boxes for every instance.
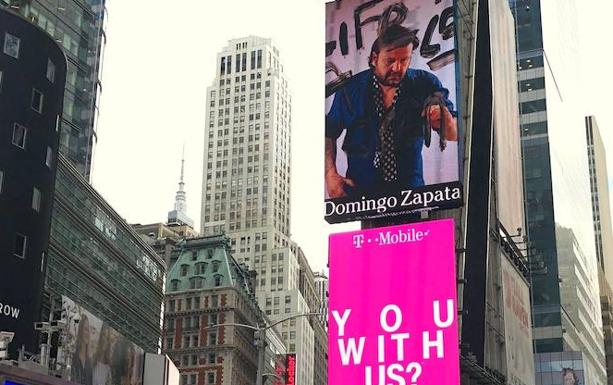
[201,36,322,385]
[586,115,613,384]
[0,7,67,356]
[1,0,106,179]
[511,0,606,382]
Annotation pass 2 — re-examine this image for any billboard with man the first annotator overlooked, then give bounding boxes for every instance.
[325,0,463,223]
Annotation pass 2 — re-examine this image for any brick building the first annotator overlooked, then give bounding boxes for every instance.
[162,235,284,385]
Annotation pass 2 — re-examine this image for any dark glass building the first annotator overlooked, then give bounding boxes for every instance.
[0,7,67,356]
[45,155,166,352]
[0,0,106,179]
[510,0,607,382]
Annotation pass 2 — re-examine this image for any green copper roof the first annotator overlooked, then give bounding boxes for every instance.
[166,235,254,296]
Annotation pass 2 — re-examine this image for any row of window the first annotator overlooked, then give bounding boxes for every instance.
[0,170,44,212]
[11,124,55,165]
[3,32,57,82]
[179,260,220,276]
[175,352,217,368]
[219,49,263,75]
[180,372,215,385]
[167,294,220,313]
[169,274,224,291]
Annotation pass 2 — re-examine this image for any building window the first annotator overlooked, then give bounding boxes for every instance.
[45,147,53,168]
[193,297,200,309]
[207,373,215,384]
[3,33,20,58]
[32,187,41,212]
[170,279,180,291]
[208,314,218,326]
[168,299,176,312]
[208,332,217,346]
[208,353,216,364]
[46,59,55,83]
[211,295,218,307]
[31,89,44,113]
[212,260,220,272]
[180,264,189,276]
[214,275,222,287]
[190,373,197,384]
[14,233,26,258]
[190,277,203,289]
[192,251,198,260]
[12,123,27,149]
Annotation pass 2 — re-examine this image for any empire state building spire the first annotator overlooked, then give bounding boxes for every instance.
[168,148,194,228]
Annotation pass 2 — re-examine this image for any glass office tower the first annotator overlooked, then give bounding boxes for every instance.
[510,0,606,383]
[1,0,106,179]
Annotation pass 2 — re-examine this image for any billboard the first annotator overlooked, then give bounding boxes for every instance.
[501,256,535,385]
[58,296,144,385]
[273,354,295,385]
[328,219,459,384]
[325,0,463,223]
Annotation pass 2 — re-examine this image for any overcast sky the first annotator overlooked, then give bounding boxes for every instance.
[92,0,613,273]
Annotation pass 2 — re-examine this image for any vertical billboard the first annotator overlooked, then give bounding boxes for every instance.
[501,257,535,385]
[273,354,295,385]
[325,0,463,223]
[328,219,459,384]
[58,296,144,385]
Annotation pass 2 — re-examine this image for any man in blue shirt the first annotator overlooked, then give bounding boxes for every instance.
[325,24,457,198]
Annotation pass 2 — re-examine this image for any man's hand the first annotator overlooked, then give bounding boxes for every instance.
[421,105,458,141]
[325,171,355,198]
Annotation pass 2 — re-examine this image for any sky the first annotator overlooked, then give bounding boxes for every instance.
[92,0,613,274]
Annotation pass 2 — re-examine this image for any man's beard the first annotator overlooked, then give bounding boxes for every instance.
[375,71,403,87]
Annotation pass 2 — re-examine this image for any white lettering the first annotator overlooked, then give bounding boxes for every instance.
[380,305,402,332]
[423,330,445,359]
[390,333,411,361]
[401,190,413,206]
[332,309,351,336]
[433,300,454,328]
[387,364,407,385]
[338,337,365,365]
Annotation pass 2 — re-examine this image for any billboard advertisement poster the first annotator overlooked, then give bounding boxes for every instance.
[328,219,459,385]
[58,296,144,385]
[325,0,463,223]
[501,256,535,385]
[273,353,296,385]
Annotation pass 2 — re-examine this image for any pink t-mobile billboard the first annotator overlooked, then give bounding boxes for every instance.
[328,219,459,385]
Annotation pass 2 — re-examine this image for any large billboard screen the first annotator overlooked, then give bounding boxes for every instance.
[501,256,535,385]
[325,0,462,223]
[58,296,144,385]
[328,219,459,384]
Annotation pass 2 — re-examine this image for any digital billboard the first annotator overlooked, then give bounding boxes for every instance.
[58,296,144,385]
[273,354,295,385]
[325,0,463,223]
[328,219,459,384]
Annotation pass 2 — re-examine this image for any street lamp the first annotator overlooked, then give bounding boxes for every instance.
[207,312,321,385]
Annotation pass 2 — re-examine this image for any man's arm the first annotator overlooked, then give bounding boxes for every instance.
[325,137,354,198]
[423,105,458,141]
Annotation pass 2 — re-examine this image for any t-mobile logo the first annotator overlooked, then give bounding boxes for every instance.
[353,234,365,248]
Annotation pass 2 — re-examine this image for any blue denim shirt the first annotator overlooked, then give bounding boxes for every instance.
[326,68,454,194]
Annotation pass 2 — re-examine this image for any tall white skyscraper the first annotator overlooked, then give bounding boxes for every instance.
[201,36,320,385]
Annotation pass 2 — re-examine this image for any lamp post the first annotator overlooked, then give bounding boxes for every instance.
[208,312,321,385]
